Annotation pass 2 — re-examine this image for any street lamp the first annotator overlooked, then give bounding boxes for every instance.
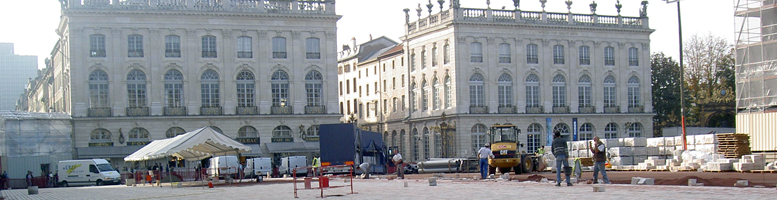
[664,0,687,150]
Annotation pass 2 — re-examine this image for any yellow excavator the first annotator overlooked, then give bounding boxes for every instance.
[488,124,536,175]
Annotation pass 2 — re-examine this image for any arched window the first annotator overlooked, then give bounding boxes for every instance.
[391,130,398,150]
[605,123,618,139]
[628,76,641,108]
[578,75,592,108]
[305,70,324,107]
[552,74,567,107]
[306,125,320,137]
[128,127,150,142]
[434,129,441,157]
[209,126,223,134]
[239,126,258,138]
[471,124,487,154]
[469,73,485,107]
[432,77,439,110]
[525,74,540,107]
[579,123,594,140]
[421,79,428,111]
[164,70,184,107]
[271,70,290,107]
[423,127,430,160]
[89,70,110,108]
[628,123,643,137]
[165,127,186,138]
[201,70,220,107]
[444,76,451,108]
[412,128,419,161]
[90,128,111,141]
[527,124,542,153]
[498,74,513,107]
[236,70,256,108]
[553,123,570,140]
[603,75,617,108]
[272,125,292,141]
[127,70,147,108]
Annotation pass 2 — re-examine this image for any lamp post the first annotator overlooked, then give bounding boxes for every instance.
[664,0,687,150]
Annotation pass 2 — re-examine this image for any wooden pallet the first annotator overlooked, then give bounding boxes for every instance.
[749,170,777,173]
[703,170,735,173]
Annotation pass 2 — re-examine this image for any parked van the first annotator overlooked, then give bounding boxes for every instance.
[208,156,239,178]
[246,157,272,178]
[280,156,308,176]
[58,159,121,187]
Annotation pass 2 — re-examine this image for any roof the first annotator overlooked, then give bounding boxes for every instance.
[124,126,251,161]
[338,36,399,62]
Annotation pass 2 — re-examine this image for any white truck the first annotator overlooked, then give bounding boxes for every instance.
[279,156,308,176]
[58,159,121,187]
[208,156,240,178]
[246,157,272,178]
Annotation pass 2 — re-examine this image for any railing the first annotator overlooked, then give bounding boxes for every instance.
[521,11,542,21]
[499,56,511,63]
[471,55,483,63]
[440,10,450,21]
[546,12,568,24]
[598,15,618,25]
[553,106,570,113]
[604,106,620,114]
[628,105,644,113]
[469,105,488,114]
[429,14,439,25]
[306,52,320,59]
[305,105,326,114]
[498,106,516,114]
[526,106,543,114]
[69,0,335,14]
[88,107,112,117]
[271,106,293,114]
[126,107,149,116]
[463,8,486,21]
[419,18,428,28]
[578,106,594,114]
[164,106,187,116]
[273,52,287,59]
[200,106,223,115]
[622,17,642,28]
[238,51,252,58]
[236,106,258,115]
[573,14,593,24]
[202,51,217,58]
[492,10,514,22]
[165,51,181,58]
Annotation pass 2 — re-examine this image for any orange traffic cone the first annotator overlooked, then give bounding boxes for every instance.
[208,179,213,188]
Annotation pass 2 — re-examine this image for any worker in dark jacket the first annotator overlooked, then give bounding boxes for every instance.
[552,131,572,186]
[589,136,611,184]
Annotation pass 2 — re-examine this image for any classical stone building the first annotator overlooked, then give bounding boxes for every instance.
[23,0,341,168]
[340,1,655,162]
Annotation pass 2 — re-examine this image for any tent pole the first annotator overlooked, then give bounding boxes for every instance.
[169,156,173,188]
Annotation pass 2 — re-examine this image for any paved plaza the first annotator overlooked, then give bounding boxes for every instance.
[1,177,774,200]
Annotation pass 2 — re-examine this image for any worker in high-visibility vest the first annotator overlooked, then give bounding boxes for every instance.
[311,157,321,176]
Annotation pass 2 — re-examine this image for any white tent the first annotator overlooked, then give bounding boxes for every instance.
[124,126,251,161]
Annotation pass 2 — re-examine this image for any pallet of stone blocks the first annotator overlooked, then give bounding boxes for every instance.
[716,134,751,159]
[733,154,765,172]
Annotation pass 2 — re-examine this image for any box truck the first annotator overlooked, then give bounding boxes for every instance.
[58,159,121,186]
[208,156,239,178]
[319,123,386,175]
[279,156,308,176]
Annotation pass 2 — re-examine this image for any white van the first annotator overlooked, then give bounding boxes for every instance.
[280,156,308,176]
[58,159,121,187]
[208,156,239,178]
[246,157,272,178]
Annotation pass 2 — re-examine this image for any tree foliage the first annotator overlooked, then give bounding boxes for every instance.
[682,34,736,127]
[651,53,683,137]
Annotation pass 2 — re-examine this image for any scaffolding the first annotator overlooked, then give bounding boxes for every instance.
[735,0,777,112]
[0,111,72,157]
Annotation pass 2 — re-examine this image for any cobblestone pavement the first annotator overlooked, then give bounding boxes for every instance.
[1,178,774,200]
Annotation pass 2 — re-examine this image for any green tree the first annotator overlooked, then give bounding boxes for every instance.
[651,53,683,137]
[682,34,736,127]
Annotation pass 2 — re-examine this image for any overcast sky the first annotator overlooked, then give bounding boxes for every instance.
[0,0,734,69]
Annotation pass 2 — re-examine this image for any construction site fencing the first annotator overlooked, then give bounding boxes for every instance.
[293,165,355,198]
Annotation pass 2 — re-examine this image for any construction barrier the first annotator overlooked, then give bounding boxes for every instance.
[293,165,355,198]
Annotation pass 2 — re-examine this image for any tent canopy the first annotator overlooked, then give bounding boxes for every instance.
[124,126,251,161]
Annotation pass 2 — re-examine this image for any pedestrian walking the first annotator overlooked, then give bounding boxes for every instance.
[1,171,8,189]
[589,136,611,184]
[356,162,371,179]
[26,171,34,186]
[392,152,404,179]
[477,143,494,179]
[552,131,572,186]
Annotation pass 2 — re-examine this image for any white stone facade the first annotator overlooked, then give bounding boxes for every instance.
[23,0,342,165]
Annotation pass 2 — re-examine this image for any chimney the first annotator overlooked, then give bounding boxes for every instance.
[369,34,373,41]
[352,37,357,51]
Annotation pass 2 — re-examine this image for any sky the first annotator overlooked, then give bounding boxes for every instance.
[0,0,734,69]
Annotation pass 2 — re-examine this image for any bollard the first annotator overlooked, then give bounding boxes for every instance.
[28,186,39,195]
[688,179,697,186]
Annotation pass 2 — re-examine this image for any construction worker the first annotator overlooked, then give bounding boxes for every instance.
[311,156,321,176]
[589,136,611,184]
[477,143,494,179]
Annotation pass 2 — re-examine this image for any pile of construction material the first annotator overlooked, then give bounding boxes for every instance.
[733,154,765,172]
[716,133,751,158]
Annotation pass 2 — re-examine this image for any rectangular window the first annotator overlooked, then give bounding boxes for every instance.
[410,53,416,71]
[353,78,357,93]
[346,80,350,94]
[628,47,639,66]
[165,35,181,58]
[553,45,564,64]
[374,82,378,94]
[604,86,617,107]
[90,34,106,57]
[383,80,387,92]
[526,44,538,64]
[421,49,428,68]
[347,100,351,114]
[392,77,396,90]
[237,82,255,107]
[552,85,566,107]
[306,38,320,59]
[202,36,217,58]
[366,84,370,96]
[628,86,641,107]
[443,44,450,64]
[165,83,184,107]
[402,95,406,110]
[359,86,362,97]
[237,36,252,58]
[499,43,511,63]
[128,35,143,57]
[383,99,388,114]
[469,85,484,106]
[470,42,483,63]
[604,47,615,66]
[432,47,438,66]
[339,81,343,95]
[579,46,590,65]
[201,83,220,107]
[498,85,512,107]
[273,37,287,59]
[578,86,591,107]
[393,98,398,112]
[402,75,406,87]
[526,85,539,107]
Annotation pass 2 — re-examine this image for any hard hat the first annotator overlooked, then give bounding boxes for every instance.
[485,143,491,147]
